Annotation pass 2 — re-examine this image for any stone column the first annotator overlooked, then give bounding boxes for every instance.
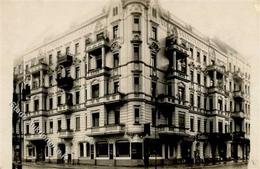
[65,142,71,163]
[199,142,204,161]
[226,141,231,159]
[176,141,181,159]
[40,71,43,87]
[173,51,177,71]
[102,47,105,68]
[83,143,86,157]
[213,71,217,87]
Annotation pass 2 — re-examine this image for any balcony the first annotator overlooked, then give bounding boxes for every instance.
[233,71,244,81]
[233,131,245,141]
[86,67,110,79]
[233,90,245,101]
[25,133,45,141]
[26,110,48,118]
[158,125,192,140]
[165,35,189,56]
[86,124,125,136]
[127,124,144,134]
[85,37,110,53]
[58,129,73,139]
[206,132,232,141]
[30,86,48,95]
[166,69,189,82]
[57,104,72,114]
[30,61,48,74]
[57,53,73,67]
[104,92,126,107]
[231,111,245,120]
[207,86,225,95]
[206,64,225,74]
[157,95,189,108]
[56,76,74,91]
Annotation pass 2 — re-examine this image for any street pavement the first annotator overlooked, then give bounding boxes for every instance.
[22,161,248,169]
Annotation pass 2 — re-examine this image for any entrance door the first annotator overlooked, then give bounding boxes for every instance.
[35,141,45,162]
[181,141,192,163]
[90,144,94,159]
[58,144,65,163]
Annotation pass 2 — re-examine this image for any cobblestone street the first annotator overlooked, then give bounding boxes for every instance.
[23,162,248,169]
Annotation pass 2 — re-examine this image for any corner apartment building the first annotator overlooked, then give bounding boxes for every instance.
[12,0,250,166]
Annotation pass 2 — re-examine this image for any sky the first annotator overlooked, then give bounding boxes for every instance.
[0,0,260,168]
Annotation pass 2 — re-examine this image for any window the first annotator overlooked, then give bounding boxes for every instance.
[168,83,172,96]
[203,55,207,65]
[218,121,223,133]
[197,73,201,84]
[230,122,233,132]
[91,84,99,98]
[57,50,61,58]
[57,96,61,106]
[178,86,185,103]
[151,82,157,96]
[190,94,194,106]
[151,27,157,40]
[76,117,80,130]
[34,122,39,133]
[34,100,39,111]
[151,53,157,68]
[218,99,223,111]
[190,70,194,82]
[204,75,207,86]
[26,124,29,134]
[197,119,201,132]
[179,113,185,131]
[204,97,207,110]
[116,141,130,157]
[66,46,70,54]
[49,75,53,86]
[75,43,79,55]
[210,121,213,133]
[209,98,213,110]
[113,25,119,39]
[96,56,102,69]
[96,142,108,157]
[113,53,119,67]
[113,7,118,16]
[197,51,200,62]
[134,46,140,60]
[152,8,157,18]
[49,98,53,110]
[57,120,62,132]
[204,120,207,132]
[134,76,140,92]
[190,118,194,132]
[49,54,52,65]
[114,81,119,93]
[79,143,84,157]
[51,147,54,156]
[96,32,104,41]
[49,121,53,133]
[46,147,48,157]
[92,113,99,127]
[133,17,140,31]
[197,96,201,109]
[75,67,80,79]
[115,110,120,124]
[190,48,193,58]
[134,107,140,124]
[25,103,29,113]
[75,91,80,104]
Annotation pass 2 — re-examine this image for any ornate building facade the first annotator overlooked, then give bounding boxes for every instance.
[13,0,250,166]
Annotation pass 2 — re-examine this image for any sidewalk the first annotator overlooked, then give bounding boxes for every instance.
[23,160,248,169]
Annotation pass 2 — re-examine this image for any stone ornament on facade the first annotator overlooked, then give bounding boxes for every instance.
[110,41,121,53]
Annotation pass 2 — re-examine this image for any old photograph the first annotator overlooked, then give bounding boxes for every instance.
[0,0,259,169]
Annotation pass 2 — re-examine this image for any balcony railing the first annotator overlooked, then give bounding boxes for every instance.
[157,95,189,107]
[25,133,45,141]
[58,129,73,139]
[233,90,245,100]
[57,53,73,67]
[30,86,48,95]
[56,76,74,90]
[86,67,110,79]
[27,110,48,117]
[231,111,245,119]
[30,61,48,74]
[104,92,125,105]
[57,104,72,114]
[233,131,245,140]
[85,37,110,52]
[167,70,189,81]
[207,86,225,95]
[206,64,225,74]
[86,124,125,136]
[233,71,244,81]
[166,35,189,56]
